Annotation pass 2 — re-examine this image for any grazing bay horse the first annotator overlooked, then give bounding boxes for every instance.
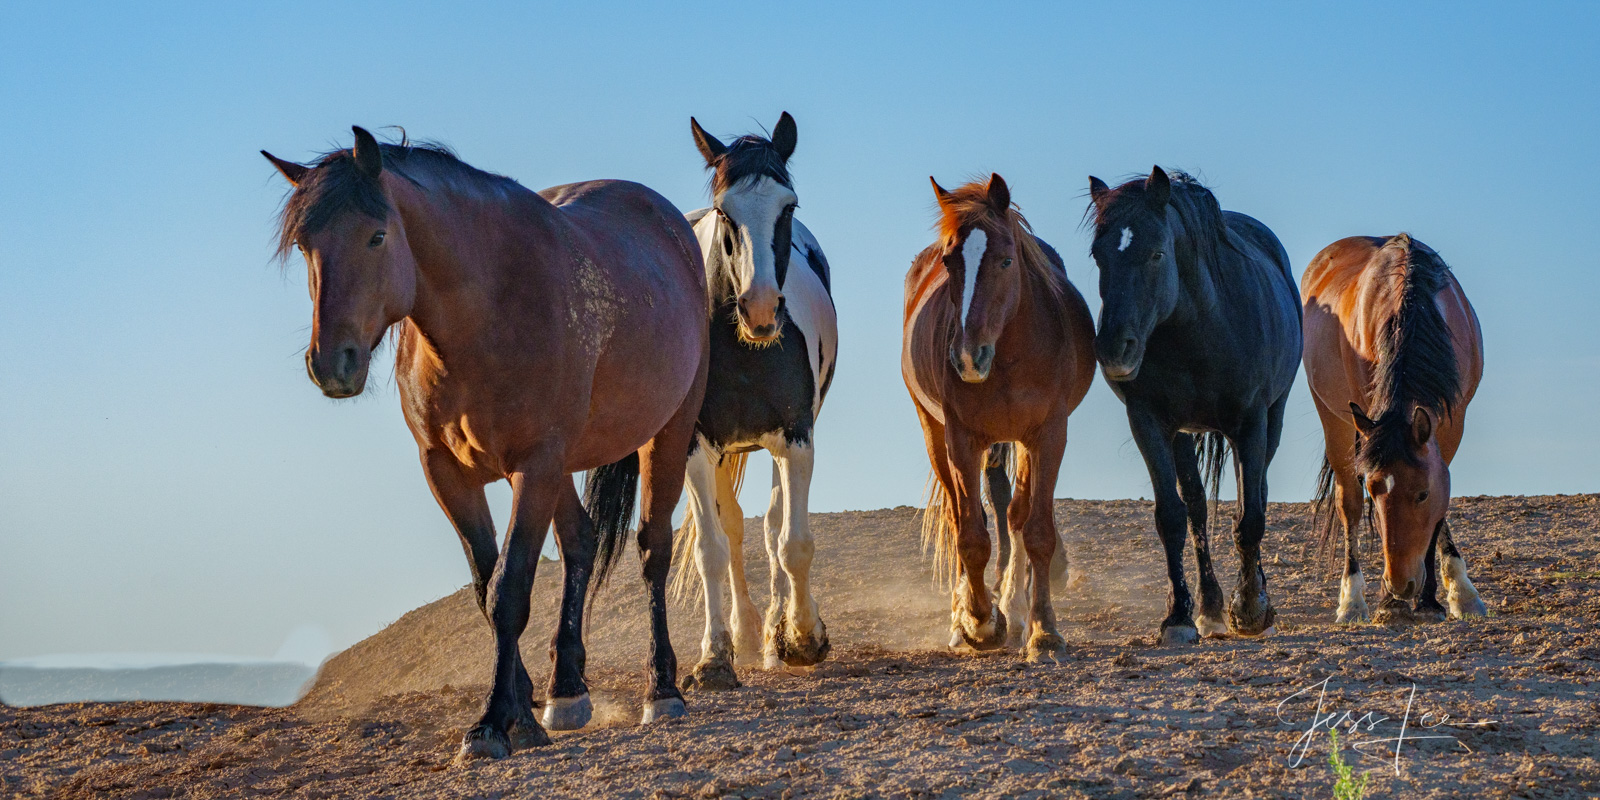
[1303,234,1486,624]
[262,128,708,761]
[1087,167,1300,645]
[904,175,1095,660]
[670,113,839,690]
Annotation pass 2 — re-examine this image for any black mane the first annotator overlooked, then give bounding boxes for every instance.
[274,140,515,259]
[1355,235,1461,472]
[1090,170,1232,270]
[707,134,792,196]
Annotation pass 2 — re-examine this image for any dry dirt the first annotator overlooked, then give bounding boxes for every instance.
[4,494,1599,799]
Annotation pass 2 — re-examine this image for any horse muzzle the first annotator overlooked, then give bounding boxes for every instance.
[950,343,994,383]
[1095,334,1144,382]
[307,344,371,398]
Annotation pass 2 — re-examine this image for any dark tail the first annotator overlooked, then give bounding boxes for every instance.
[982,442,1017,508]
[584,451,639,602]
[1196,432,1230,513]
[1310,457,1339,576]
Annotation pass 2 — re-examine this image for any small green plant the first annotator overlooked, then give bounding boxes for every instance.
[1327,729,1370,800]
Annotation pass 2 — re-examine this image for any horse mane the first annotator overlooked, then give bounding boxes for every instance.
[1354,233,1460,472]
[704,134,792,196]
[935,181,1063,299]
[274,137,519,260]
[1089,170,1232,271]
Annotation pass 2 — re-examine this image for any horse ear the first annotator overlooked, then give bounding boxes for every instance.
[931,176,955,208]
[262,151,308,187]
[690,117,728,165]
[1145,166,1170,210]
[351,126,383,179]
[1410,407,1435,447]
[1089,176,1111,210]
[771,112,797,161]
[1350,402,1376,435]
[985,173,1011,212]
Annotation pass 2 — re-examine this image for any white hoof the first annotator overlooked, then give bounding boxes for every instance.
[541,694,592,731]
[1159,624,1200,646]
[640,697,686,724]
[1195,614,1229,638]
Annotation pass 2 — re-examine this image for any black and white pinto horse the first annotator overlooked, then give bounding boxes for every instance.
[674,113,838,691]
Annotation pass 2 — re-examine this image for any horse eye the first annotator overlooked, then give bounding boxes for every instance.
[1417,490,1430,503]
[368,230,386,248]
[1149,250,1164,262]
[1001,258,1013,268]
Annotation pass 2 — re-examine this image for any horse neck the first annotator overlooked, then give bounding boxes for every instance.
[389,174,559,347]
[1167,224,1224,329]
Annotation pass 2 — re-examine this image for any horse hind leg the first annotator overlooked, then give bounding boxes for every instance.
[996,449,1032,650]
[716,456,763,663]
[680,439,740,692]
[1438,521,1487,618]
[1173,435,1227,637]
[543,481,597,730]
[761,460,792,669]
[1412,522,1449,623]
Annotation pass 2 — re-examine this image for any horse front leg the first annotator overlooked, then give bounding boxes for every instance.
[767,438,830,667]
[1018,421,1069,663]
[457,459,562,762]
[1127,407,1198,645]
[948,425,1005,650]
[541,481,596,731]
[1438,520,1487,618]
[1334,464,1370,623]
[422,450,541,744]
[681,439,741,691]
[1226,411,1277,637]
[996,447,1032,650]
[1412,522,1449,623]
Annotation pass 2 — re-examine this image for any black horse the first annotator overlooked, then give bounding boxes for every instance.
[1087,167,1301,645]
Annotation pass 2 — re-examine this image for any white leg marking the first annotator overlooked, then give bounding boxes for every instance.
[762,461,788,670]
[775,441,822,641]
[683,441,732,662]
[959,229,987,329]
[1443,556,1487,618]
[1336,570,1370,624]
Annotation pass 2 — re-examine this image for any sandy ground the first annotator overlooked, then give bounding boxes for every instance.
[4,494,1598,799]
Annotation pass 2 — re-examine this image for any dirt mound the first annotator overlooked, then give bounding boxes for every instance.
[8,494,1600,799]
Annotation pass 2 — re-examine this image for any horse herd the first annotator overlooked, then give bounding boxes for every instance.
[261,114,1487,762]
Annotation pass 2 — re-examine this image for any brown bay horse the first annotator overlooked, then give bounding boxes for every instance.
[262,128,708,761]
[1303,234,1487,624]
[903,175,1096,660]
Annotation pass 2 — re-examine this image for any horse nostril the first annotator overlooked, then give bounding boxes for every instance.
[1121,338,1137,359]
[335,347,360,379]
[1404,579,1417,598]
[974,344,995,372]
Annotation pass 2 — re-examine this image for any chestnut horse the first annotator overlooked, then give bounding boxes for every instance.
[1303,234,1486,624]
[903,175,1095,660]
[262,128,708,761]
[1087,167,1300,646]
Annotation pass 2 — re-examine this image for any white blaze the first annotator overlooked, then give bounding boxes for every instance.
[960,228,987,329]
[1118,227,1134,251]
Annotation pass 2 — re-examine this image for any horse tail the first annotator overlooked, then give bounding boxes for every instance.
[584,451,640,602]
[982,442,1017,508]
[668,451,750,604]
[1310,457,1340,576]
[921,469,960,590]
[1196,432,1230,515]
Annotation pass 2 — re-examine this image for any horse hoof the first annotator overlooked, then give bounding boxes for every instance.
[1227,592,1276,636]
[1195,613,1229,638]
[1413,604,1447,625]
[1025,632,1067,663]
[641,697,687,724]
[1158,624,1200,646]
[455,724,511,764]
[682,658,740,692]
[1335,602,1370,625]
[959,618,1007,651]
[508,716,551,749]
[541,694,593,731]
[1373,601,1416,627]
[1450,595,1488,619]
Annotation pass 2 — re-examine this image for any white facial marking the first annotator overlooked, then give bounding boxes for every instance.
[716,176,797,296]
[959,228,987,329]
[1118,227,1134,252]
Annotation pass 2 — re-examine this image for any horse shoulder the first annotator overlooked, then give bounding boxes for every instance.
[791,219,832,293]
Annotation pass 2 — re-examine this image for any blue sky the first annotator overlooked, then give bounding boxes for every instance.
[2,2,1596,663]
